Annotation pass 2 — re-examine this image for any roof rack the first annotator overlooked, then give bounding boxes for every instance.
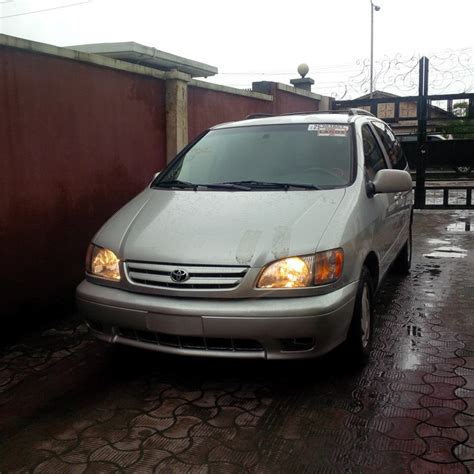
[305,108,376,117]
[244,108,375,120]
[281,109,376,117]
[245,113,275,119]
[245,110,335,119]
[308,110,345,114]
[347,108,376,117]
[280,110,320,116]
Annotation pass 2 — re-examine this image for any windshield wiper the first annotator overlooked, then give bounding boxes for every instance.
[154,180,198,190]
[280,183,322,190]
[199,183,252,191]
[154,180,252,191]
[155,180,320,191]
[223,180,321,190]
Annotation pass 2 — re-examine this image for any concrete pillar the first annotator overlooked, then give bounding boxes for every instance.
[290,77,315,92]
[319,95,331,111]
[165,70,191,163]
[252,81,274,95]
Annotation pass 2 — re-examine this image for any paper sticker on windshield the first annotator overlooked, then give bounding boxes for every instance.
[308,124,349,136]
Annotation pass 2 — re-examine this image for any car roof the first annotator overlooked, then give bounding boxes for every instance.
[211,112,369,130]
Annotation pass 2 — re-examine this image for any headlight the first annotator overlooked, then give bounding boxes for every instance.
[257,249,343,288]
[86,244,121,281]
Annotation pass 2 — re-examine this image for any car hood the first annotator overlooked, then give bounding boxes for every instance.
[94,188,346,267]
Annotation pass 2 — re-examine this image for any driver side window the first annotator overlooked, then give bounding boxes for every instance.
[362,124,387,180]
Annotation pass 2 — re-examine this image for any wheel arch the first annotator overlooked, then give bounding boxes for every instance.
[362,251,379,292]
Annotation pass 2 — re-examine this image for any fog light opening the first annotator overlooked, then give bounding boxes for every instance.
[86,320,104,333]
[280,337,315,352]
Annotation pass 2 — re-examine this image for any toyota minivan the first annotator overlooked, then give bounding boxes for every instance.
[76,109,413,361]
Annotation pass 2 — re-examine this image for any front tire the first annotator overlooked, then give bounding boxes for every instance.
[344,266,373,364]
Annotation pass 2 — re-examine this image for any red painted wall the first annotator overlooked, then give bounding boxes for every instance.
[188,86,273,141]
[188,85,321,141]
[0,46,166,319]
[273,88,320,115]
[0,44,324,323]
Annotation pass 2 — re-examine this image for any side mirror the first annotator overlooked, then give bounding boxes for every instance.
[370,169,412,196]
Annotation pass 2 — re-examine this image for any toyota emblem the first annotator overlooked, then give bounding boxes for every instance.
[170,269,189,283]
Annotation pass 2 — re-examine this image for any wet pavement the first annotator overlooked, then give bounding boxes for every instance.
[1,210,474,473]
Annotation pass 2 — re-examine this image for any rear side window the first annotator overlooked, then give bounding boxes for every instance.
[371,121,408,170]
[362,124,387,180]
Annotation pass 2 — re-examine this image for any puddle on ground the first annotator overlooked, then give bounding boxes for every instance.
[447,222,473,232]
[396,350,422,371]
[424,246,468,259]
[428,239,451,245]
[446,212,474,232]
[446,221,474,232]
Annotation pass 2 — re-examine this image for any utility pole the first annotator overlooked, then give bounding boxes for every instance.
[370,0,381,95]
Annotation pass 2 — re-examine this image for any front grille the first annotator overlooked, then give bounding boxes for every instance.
[117,327,263,352]
[125,261,248,290]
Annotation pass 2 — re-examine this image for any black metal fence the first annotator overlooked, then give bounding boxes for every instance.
[423,186,474,209]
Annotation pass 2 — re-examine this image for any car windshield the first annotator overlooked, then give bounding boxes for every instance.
[153,123,353,190]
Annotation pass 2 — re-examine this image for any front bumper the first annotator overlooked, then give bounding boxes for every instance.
[76,280,358,360]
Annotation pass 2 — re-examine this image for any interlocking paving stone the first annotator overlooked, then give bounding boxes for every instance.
[455,443,474,461]
[420,395,467,411]
[416,423,468,443]
[410,457,468,473]
[1,210,474,472]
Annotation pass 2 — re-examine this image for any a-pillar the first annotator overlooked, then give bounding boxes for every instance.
[165,69,191,163]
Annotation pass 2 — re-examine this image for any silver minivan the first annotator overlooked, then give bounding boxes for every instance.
[76,110,413,361]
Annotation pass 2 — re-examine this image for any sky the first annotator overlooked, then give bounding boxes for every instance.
[0,0,473,99]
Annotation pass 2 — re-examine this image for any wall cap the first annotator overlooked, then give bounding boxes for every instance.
[165,69,192,82]
[190,79,273,101]
[277,82,323,100]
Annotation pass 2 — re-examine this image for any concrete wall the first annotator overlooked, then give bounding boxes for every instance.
[0,44,167,318]
[188,81,273,141]
[273,85,321,115]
